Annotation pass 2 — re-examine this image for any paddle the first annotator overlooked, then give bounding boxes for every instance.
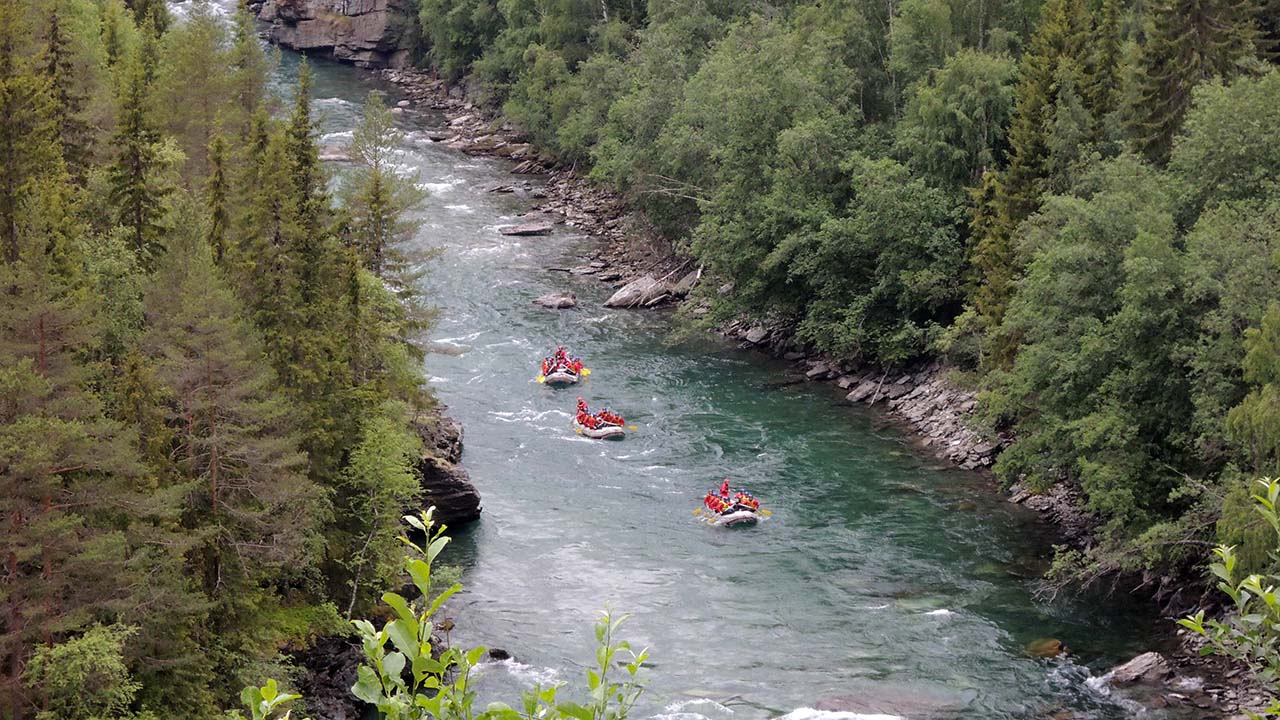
[536,375,546,383]
[582,368,592,376]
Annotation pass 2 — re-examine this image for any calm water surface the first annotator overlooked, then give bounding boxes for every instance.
[188,4,1198,715]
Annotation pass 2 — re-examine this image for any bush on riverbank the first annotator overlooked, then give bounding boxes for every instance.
[410,0,1280,600]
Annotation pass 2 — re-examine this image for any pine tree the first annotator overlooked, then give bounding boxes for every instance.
[0,247,148,717]
[1128,0,1260,164]
[107,50,171,265]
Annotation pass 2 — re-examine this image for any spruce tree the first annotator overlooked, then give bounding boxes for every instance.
[206,134,230,263]
[157,0,231,182]
[342,91,429,282]
[107,50,171,265]
[227,5,272,139]
[0,1,62,263]
[1086,0,1124,117]
[969,0,1090,337]
[1127,0,1260,164]
[142,231,325,702]
[41,1,95,181]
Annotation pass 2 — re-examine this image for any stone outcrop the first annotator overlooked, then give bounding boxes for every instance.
[294,635,364,720]
[253,0,416,68]
[411,411,481,526]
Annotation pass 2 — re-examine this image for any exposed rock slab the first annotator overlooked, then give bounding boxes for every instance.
[1108,652,1171,684]
[498,222,554,236]
[604,275,663,308]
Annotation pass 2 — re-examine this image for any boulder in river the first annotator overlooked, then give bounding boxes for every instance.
[534,292,577,309]
[1106,652,1170,685]
[498,222,554,236]
[1025,638,1067,658]
[604,275,665,308]
[411,413,480,526]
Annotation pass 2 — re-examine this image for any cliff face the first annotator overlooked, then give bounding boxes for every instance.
[254,0,416,68]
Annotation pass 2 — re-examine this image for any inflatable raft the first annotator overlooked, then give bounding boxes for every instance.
[573,420,626,440]
[708,506,761,527]
[544,367,580,385]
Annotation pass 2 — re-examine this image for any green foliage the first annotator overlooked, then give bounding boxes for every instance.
[1180,478,1280,716]
[24,625,151,720]
[896,48,1018,189]
[1127,0,1262,165]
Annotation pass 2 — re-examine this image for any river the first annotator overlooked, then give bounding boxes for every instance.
[185,3,1200,715]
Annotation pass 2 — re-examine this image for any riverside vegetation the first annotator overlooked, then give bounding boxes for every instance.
[414,0,1280,605]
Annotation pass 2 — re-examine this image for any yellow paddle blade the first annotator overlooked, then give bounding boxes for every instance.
[536,376,546,383]
[628,425,638,431]
[582,368,591,375]
[693,508,702,515]
[760,509,772,516]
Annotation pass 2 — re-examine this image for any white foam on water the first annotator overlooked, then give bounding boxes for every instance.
[436,331,485,344]
[320,130,354,143]
[924,609,954,617]
[314,97,353,108]
[445,204,475,213]
[859,604,890,610]
[473,658,560,686]
[776,709,904,720]
[662,698,735,716]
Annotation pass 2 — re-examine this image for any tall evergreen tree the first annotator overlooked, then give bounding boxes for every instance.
[0,247,147,718]
[41,1,96,180]
[1127,0,1260,163]
[0,2,62,264]
[206,134,230,263]
[142,231,326,703]
[969,0,1090,343]
[157,0,231,182]
[107,50,171,265]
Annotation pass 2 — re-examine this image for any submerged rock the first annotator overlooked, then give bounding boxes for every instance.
[534,291,577,309]
[1026,638,1067,658]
